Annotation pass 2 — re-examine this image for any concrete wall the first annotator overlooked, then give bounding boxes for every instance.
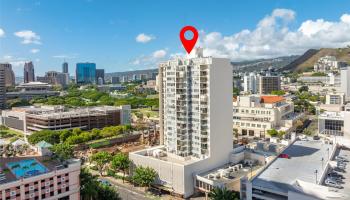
[288,191,319,200]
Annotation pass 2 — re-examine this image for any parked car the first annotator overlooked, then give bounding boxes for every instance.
[325,181,343,189]
[313,135,320,140]
[325,179,343,189]
[279,154,290,159]
[328,172,344,179]
[97,178,112,186]
[326,177,342,183]
[336,156,348,162]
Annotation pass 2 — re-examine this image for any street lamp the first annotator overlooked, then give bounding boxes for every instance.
[327,148,330,160]
[315,170,318,184]
[250,163,253,178]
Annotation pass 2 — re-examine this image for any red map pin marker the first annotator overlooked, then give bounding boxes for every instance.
[180,26,198,54]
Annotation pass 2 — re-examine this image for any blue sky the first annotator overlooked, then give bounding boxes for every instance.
[1,0,350,76]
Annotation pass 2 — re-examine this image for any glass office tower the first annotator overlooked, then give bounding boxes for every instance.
[75,63,96,84]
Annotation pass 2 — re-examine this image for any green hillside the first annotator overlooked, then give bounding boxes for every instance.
[280,47,350,72]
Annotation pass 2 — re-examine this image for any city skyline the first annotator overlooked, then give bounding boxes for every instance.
[1,0,350,76]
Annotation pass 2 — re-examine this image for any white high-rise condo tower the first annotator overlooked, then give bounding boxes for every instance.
[130,48,233,197]
[158,48,232,159]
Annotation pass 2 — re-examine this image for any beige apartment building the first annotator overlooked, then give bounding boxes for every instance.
[233,95,302,139]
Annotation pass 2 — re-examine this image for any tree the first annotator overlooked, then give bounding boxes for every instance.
[80,168,99,200]
[132,166,157,189]
[271,90,286,96]
[50,143,74,161]
[90,151,112,176]
[65,135,85,145]
[28,130,61,145]
[59,129,73,143]
[72,128,82,135]
[111,153,130,183]
[232,87,240,96]
[303,128,313,136]
[209,187,239,200]
[277,131,286,139]
[298,85,309,93]
[233,128,239,139]
[96,184,121,199]
[267,129,278,137]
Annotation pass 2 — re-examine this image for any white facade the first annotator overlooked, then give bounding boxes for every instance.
[158,49,232,159]
[130,48,233,198]
[233,95,301,138]
[298,73,341,86]
[341,66,350,99]
[243,73,257,94]
[314,56,339,72]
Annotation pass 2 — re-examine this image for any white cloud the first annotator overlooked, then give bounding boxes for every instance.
[0,55,28,72]
[14,30,41,44]
[30,49,40,54]
[131,49,167,68]
[0,28,5,37]
[2,55,12,60]
[197,9,350,61]
[136,33,155,43]
[52,54,78,59]
[152,49,167,58]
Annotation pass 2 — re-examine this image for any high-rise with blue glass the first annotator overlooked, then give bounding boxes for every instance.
[75,62,96,84]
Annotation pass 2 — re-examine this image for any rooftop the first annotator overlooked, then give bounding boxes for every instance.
[252,139,333,195]
[130,146,201,165]
[0,156,62,184]
[6,105,122,119]
[260,96,285,104]
[319,111,345,120]
[197,161,262,185]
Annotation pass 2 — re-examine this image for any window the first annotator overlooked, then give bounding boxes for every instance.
[325,120,344,132]
[242,129,247,136]
[29,186,35,191]
[45,188,50,194]
[249,130,255,136]
[10,191,16,196]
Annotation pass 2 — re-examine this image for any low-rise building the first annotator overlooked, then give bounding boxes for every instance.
[6,82,60,101]
[318,111,350,136]
[314,55,347,72]
[242,138,344,200]
[319,93,345,112]
[233,95,302,139]
[298,73,341,86]
[0,157,80,200]
[1,105,131,133]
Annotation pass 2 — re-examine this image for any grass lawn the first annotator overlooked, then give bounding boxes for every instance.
[0,128,24,143]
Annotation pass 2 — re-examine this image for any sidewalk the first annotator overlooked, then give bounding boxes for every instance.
[88,168,177,200]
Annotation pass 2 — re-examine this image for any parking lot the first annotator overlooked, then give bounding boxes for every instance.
[323,147,350,199]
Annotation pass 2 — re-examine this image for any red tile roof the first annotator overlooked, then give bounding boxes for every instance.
[260,96,284,104]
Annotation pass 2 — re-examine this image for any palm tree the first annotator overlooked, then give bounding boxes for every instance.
[80,168,99,200]
[97,184,121,199]
[208,187,239,200]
